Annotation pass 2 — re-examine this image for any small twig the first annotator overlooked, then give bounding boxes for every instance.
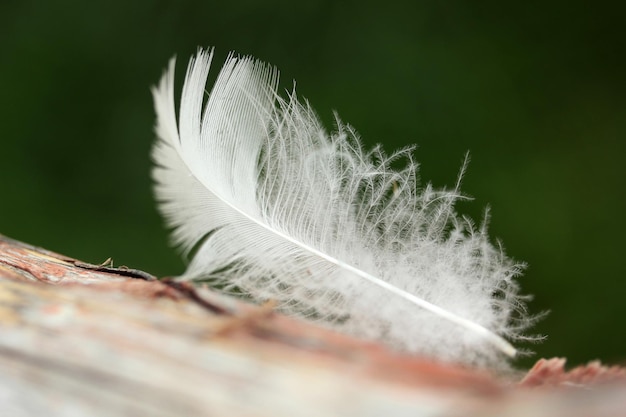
[73,260,232,316]
[73,261,157,281]
[161,279,232,315]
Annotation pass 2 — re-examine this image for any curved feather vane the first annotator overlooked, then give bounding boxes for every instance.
[152,48,532,368]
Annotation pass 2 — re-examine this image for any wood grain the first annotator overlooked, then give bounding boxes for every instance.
[1,234,624,416]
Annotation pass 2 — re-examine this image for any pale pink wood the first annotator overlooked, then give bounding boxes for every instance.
[1,234,624,416]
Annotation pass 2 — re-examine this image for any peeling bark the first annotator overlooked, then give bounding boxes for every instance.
[1,234,624,416]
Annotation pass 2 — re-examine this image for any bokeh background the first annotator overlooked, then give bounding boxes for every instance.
[1,0,624,369]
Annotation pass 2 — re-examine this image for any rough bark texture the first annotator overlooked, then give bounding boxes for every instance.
[1,234,624,416]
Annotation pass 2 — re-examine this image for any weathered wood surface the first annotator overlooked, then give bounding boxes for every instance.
[1,234,625,416]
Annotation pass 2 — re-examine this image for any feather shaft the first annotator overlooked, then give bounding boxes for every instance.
[152,48,532,368]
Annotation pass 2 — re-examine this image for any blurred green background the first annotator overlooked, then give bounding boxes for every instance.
[1,0,624,369]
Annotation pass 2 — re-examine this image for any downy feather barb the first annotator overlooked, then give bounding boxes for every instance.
[151,48,532,368]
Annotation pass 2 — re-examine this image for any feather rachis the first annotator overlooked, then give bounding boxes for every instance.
[152,49,533,368]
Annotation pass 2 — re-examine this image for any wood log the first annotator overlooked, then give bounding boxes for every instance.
[0,234,624,416]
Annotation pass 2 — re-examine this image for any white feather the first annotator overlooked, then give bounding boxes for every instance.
[151,48,532,368]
